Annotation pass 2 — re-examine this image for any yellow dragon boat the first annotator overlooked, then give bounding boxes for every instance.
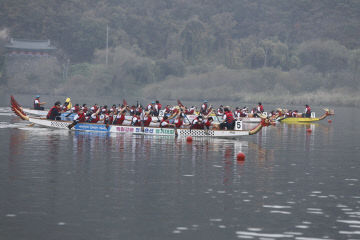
[277,109,334,123]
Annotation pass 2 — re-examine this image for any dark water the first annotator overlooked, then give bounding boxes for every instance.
[1,104,360,240]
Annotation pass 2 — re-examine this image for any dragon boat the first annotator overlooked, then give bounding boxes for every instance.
[10,96,271,138]
[277,109,334,123]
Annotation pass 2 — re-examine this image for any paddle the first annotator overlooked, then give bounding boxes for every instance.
[177,99,191,124]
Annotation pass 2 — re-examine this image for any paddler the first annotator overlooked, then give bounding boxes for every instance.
[304,104,311,118]
[200,100,208,115]
[46,101,62,120]
[220,107,235,130]
[33,95,46,110]
[257,102,264,113]
[63,97,72,111]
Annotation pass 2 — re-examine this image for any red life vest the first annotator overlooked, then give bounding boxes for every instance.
[160,119,169,128]
[174,118,183,128]
[77,112,86,122]
[143,116,152,126]
[46,106,60,119]
[90,115,99,123]
[225,111,235,123]
[156,103,162,110]
[306,106,311,114]
[113,115,125,125]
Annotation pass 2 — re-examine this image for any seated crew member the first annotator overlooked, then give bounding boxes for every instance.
[113,107,127,125]
[159,115,174,128]
[174,114,184,128]
[304,104,311,118]
[143,111,157,127]
[219,107,235,130]
[191,115,204,129]
[71,104,80,113]
[63,97,72,111]
[46,101,62,120]
[87,108,101,123]
[203,117,214,130]
[131,112,141,126]
[217,105,224,116]
[34,95,46,110]
[82,104,88,113]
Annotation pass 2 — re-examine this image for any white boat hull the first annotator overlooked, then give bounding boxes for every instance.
[26,117,253,138]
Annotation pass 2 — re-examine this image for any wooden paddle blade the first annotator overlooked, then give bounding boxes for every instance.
[123,99,128,106]
[177,99,183,107]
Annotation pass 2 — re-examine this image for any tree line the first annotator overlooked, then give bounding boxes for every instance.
[1,0,360,105]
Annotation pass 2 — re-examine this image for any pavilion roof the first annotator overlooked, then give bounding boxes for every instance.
[5,38,56,50]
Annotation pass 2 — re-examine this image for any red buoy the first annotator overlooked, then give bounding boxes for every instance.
[306,128,312,133]
[237,152,246,161]
[328,119,332,123]
[186,136,193,143]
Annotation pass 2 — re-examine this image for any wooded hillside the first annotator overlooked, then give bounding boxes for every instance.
[1,0,360,105]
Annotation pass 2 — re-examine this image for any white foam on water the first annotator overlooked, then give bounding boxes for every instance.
[307,208,322,211]
[6,214,16,217]
[0,113,14,116]
[217,191,225,194]
[295,237,334,240]
[284,232,302,236]
[337,204,348,208]
[237,236,254,239]
[172,230,181,234]
[57,222,66,226]
[236,231,293,238]
[345,179,359,181]
[349,225,360,228]
[183,175,194,177]
[213,165,222,168]
[270,210,291,215]
[302,221,312,224]
[243,199,251,202]
[210,218,222,222]
[337,220,360,224]
[339,230,360,235]
[311,191,322,194]
[263,205,292,209]
[247,228,262,232]
[218,225,226,228]
[295,225,309,229]
[176,227,188,230]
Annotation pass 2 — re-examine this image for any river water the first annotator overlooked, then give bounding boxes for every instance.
[0,100,360,240]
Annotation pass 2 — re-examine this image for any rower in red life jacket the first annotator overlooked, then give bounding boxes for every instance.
[203,117,214,130]
[160,115,173,128]
[304,104,311,118]
[73,109,86,123]
[220,107,235,130]
[71,104,80,113]
[185,106,196,115]
[113,107,127,125]
[217,105,224,116]
[87,108,101,123]
[191,115,204,129]
[82,104,88,113]
[154,100,162,116]
[174,115,184,128]
[131,112,141,126]
[34,95,46,110]
[234,107,241,120]
[46,101,62,120]
[257,102,264,113]
[200,100,208,115]
[90,104,98,113]
[143,111,156,127]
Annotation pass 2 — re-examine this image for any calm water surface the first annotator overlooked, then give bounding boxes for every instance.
[0,103,360,240]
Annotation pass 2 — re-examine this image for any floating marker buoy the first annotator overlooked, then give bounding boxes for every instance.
[328,119,332,123]
[237,152,246,161]
[306,128,312,133]
[186,136,193,142]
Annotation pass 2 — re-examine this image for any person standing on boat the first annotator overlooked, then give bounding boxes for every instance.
[34,95,46,110]
[304,104,311,118]
[154,100,162,116]
[220,107,235,130]
[257,102,264,113]
[200,100,208,115]
[46,101,62,120]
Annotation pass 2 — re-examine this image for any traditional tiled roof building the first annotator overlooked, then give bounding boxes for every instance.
[5,38,56,57]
